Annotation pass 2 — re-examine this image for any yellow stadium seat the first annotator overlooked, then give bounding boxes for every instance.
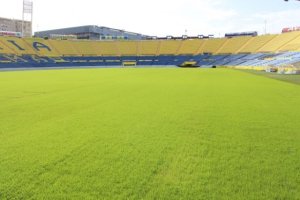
[1,31,300,60]
[138,41,160,55]
[178,39,204,55]
[24,38,60,57]
[117,41,138,56]
[259,31,300,52]
[239,35,276,53]
[70,40,99,56]
[195,40,208,54]
[92,41,119,56]
[281,43,300,52]
[0,38,15,54]
[218,37,252,54]
[202,38,227,54]
[0,37,36,55]
[278,31,300,52]
[158,40,182,55]
[48,40,80,56]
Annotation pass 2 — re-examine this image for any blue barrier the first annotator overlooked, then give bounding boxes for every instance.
[0,53,299,69]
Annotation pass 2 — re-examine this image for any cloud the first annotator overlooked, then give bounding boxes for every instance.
[32,0,239,36]
[1,0,300,37]
[254,9,300,34]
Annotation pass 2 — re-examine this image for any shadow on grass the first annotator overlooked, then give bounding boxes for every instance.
[239,70,300,85]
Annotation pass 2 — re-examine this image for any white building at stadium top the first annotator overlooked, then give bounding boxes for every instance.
[0,17,32,37]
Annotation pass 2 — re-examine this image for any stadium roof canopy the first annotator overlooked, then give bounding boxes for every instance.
[34,25,149,40]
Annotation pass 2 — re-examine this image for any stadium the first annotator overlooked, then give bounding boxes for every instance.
[0,0,300,199]
[1,31,300,72]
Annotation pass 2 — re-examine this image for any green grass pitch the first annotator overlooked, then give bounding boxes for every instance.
[0,68,299,199]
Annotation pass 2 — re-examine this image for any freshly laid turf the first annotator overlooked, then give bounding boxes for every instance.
[0,68,299,200]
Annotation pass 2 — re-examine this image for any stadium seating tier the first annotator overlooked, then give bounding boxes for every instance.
[1,31,300,68]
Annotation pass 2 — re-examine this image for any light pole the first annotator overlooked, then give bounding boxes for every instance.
[264,19,267,35]
[22,0,33,37]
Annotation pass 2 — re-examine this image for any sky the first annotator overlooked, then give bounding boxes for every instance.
[1,0,300,37]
